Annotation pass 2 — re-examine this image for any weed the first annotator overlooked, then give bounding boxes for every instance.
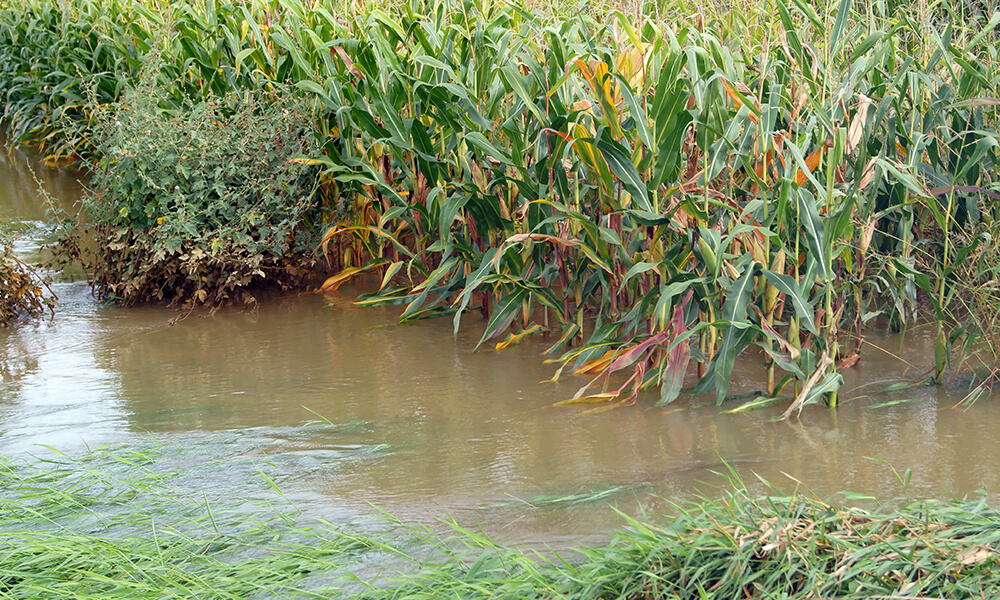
[83,53,323,306]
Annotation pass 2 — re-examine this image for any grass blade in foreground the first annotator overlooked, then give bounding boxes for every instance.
[3,446,998,600]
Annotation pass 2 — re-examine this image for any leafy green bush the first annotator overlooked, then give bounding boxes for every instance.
[83,65,323,306]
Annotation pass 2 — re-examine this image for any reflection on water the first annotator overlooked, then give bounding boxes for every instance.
[0,134,82,222]
[3,142,1000,546]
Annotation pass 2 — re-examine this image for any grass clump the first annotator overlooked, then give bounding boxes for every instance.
[3,446,1000,599]
[362,489,1000,600]
[576,492,1000,598]
[0,446,372,598]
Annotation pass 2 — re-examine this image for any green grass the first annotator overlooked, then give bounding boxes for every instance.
[0,446,375,598]
[2,445,1000,599]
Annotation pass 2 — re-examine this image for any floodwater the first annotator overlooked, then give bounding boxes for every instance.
[3,141,1000,547]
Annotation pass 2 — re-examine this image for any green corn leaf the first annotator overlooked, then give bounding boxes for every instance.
[956,135,999,181]
[234,47,256,71]
[653,277,704,330]
[794,188,832,282]
[761,269,819,336]
[465,132,512,166]
[437,193,469,241]
[615,74,653,151]
[622,261,660,286]
[787,0,823,30]
[293,79,329,102]
[453,247,499,337]
[595,139,652,212]
[714,263,759,404]
[800,372,844,408]
[828,0,852,57]
[402,257,459,321]
[848,32,886,63]
[476,287,531,349]
[500,64,543,121]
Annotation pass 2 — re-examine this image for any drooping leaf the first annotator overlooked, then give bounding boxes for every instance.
[608,330,671,373]
[658,303,691,406]
[595,139,652,212]
[318,258,390,292]
[496,322,544,350]
[476,287,530,349]
[714,263,759,405]
[761,268,819,336]
[793,188,832,283]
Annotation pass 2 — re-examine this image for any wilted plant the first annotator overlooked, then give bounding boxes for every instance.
[0,223,55,325]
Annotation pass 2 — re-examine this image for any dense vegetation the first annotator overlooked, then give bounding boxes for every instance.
[2,446,1000,599]
[2,0,999,409]
[86,69,324,306]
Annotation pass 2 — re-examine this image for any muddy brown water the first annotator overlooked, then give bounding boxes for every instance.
[2,142,1000,547]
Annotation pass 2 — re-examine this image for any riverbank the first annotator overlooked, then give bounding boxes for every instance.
[2,445,997,599]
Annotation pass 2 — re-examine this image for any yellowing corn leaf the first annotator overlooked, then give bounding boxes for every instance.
[794,146,826,187]
[551,393,619,406]
[616,44,649,90]
[572,123,601,172]
[319,266,367,292]
[543,323,582,356]
[611,17,652,89]
[846,93,873,154]
[320,224,413,261]
[572,349,617,375]
[379,260,404,290]
[573,59,620,133]
[318,259,388,292]
[721,79,760,124]
[496,323,544,350]
[574,59,615,108]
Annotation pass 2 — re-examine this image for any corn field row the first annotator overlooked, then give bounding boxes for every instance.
[2,0,999,410]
